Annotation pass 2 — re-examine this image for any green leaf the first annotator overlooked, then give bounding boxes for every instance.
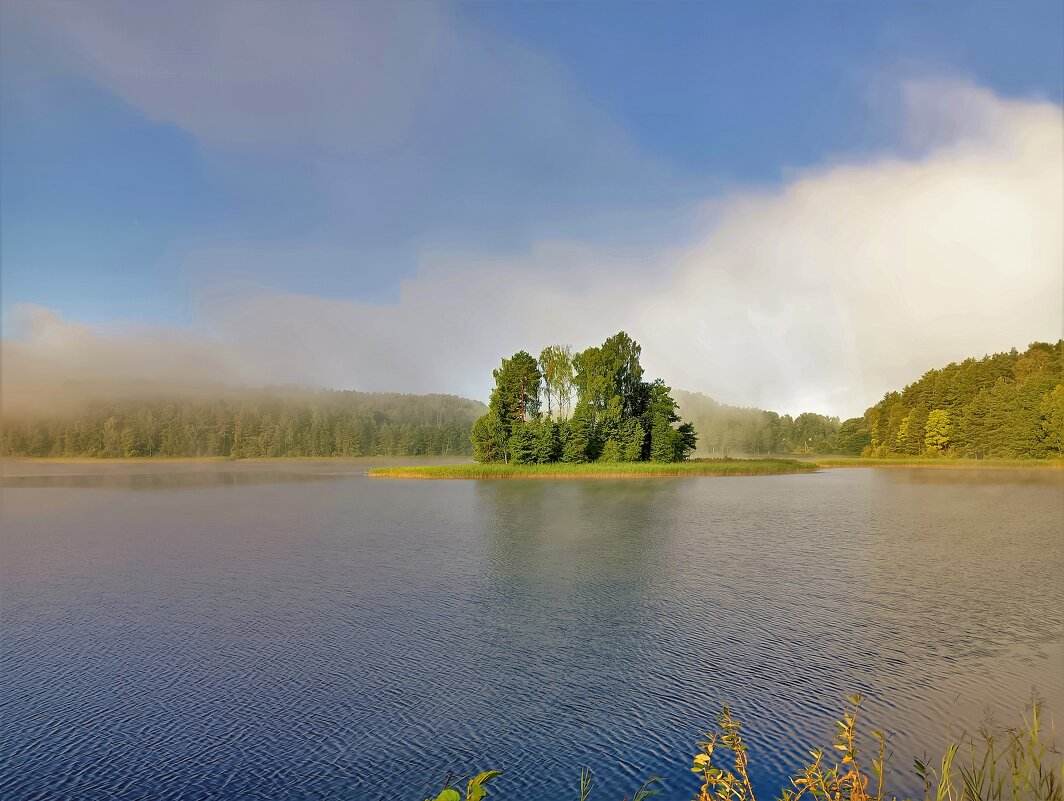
[428,790,461,801]
[466,770,501,801]
[470,770,501,786]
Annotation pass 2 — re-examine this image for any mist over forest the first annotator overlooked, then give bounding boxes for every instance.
[2,341,1059,460]
[0,389,485,459]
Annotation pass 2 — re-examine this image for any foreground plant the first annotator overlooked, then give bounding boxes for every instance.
[427,697,1061,801]
[692,695,886,801]
[425,770,500,801]
[692,695,1061,801]
[913,701,1061,801]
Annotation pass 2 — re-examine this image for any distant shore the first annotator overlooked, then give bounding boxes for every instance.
[369,459,817,479]
[814,457,1064,469]
[5,455,1061,470]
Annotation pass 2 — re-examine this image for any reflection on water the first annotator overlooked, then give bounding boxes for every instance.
[875,465,1064,486]
[0,457,465,490]
[0,464,1061,800]
[0,470,353,490]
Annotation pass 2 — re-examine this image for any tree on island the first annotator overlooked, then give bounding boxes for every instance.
[471,331,697,464]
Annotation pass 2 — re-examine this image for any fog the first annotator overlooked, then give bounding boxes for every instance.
[2,81,1061,419]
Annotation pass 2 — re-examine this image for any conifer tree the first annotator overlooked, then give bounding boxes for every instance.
[650,415,676,462]
[924,409,951,453]
[562,401,594,463]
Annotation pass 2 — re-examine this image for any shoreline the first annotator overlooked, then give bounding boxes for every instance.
[369,459,817,479]
[814,457,1064,469]
[5,456,1060,471]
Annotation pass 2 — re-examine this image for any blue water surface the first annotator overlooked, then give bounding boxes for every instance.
[2,461,1061,800]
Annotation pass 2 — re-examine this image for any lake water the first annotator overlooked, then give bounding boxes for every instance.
[2,460,1062,800]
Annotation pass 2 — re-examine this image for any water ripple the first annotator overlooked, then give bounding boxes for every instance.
[1,467,1061,800]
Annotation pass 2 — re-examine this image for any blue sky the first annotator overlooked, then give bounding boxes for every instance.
[1,1,1062,414]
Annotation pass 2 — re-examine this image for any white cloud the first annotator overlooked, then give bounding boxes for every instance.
[0,305,259,415]
[3,81,1061,419]
[10,0,448,154]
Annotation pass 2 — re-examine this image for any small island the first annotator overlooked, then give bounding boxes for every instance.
[371,331,814,478]
[369,458,816,479]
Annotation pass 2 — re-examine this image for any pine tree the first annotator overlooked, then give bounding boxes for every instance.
[507,422,538,465]
[621,419,645,461]
[924,409,951,453]
[650,414,676,462]
[532,419,560,463]
[1040,384,1064,456]
[471,412,506,462]
[562,402,593,463]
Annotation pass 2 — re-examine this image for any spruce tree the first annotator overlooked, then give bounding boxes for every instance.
[507,423,538,465]
[562,402,594,463]
[650,414,676,462]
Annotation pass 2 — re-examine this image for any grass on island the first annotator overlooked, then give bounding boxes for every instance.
[369,458,816,479]
[815,456,1064,470]
[427,696,1062,801]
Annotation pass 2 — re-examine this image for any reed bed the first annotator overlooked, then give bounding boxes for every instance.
[369,459,816,479]
[427,696,1061,801]
[815,458,1064,469]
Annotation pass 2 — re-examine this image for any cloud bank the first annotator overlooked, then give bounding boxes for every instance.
[3,81,1061,419]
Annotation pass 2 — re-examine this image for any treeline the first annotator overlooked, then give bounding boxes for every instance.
[0,390,485,458]
[7,341,1059,461]
[851,340,1064,459]
[674,390,842,455]
[472,332,697,464]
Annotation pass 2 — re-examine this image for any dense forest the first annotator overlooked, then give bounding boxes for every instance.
[471,332,697,464]
[3,341,1060,461]
[0,390,485,458]
[678,341,1064,459]
[674,390,841,456]
[850,340,1064,459]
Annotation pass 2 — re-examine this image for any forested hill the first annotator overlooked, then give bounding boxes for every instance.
[853,340,1064,459]
[674,390,841,456]
[677,340,1064,459]
[0,389,486,458]
[4,341,1060,460]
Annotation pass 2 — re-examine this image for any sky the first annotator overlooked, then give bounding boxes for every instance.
[2,0,1062,418]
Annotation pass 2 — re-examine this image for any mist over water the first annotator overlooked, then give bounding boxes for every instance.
[1,463,1061,800]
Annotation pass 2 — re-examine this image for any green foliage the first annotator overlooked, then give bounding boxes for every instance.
[620,419,646,462]
[474,332,696,465]
[507,422,538,465]
[650,414,677,462]
[913,701,1062,801]
[833,417,872,456]
[898,405,930,456]
[674,390,840,456]
[562,401,595,462]
[863,341,1063,460]
[816,457,1062,469]
[471,412,506,463]
[489,351,542,434]
[573,332,644,417]
[598,438,622,462]
[425,770,501,801]
[0,390,483,458]
[1041,385,1064,454]
[429,767,659,801]
[427,700,1061,801]
[533,418,561,463]
[925,409,951,453]
[675,421,698,461]
[370,459,816,479]
[539,345,575,418]
[693,696,1062,801]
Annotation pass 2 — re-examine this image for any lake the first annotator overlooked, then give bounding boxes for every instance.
[1,460,1061,800]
